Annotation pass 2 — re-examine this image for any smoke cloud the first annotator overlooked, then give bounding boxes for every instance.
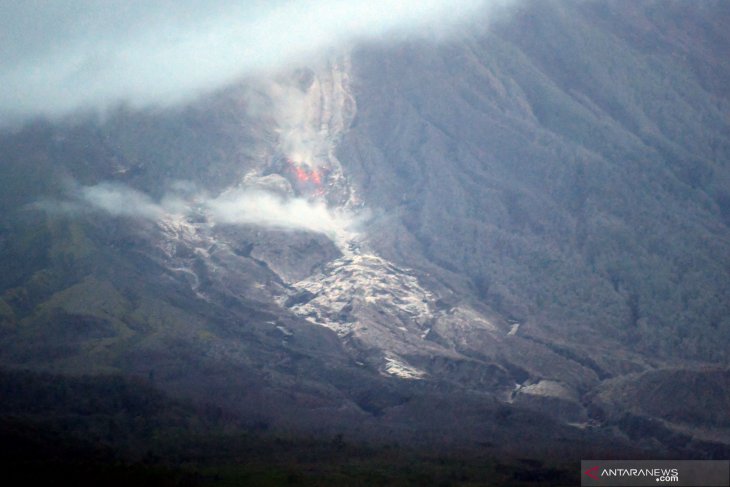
[70,182,360,242]
[1,0,511,123]
[207,189,355,240]
[269,79,329,168]
[79,183,166,219]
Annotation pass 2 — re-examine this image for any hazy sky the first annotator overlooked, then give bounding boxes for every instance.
[0,0,508,123]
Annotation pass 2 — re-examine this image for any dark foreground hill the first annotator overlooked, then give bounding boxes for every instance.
[0,368,592,486]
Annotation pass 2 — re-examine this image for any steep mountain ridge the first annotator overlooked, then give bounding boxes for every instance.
[340,0,730,364]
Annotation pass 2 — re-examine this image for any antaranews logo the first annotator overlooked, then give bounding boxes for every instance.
[583,465,678,483]
[581,460,729,487]
[584,465,600,480]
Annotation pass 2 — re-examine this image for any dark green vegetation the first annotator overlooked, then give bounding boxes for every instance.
[1,369,581,486]
[344,0,730,363]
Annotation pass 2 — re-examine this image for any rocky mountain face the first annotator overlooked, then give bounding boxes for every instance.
[1,0,729,459]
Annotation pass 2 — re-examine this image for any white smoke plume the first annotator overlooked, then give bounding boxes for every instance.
[71,182,360,242]
[79,183,166,219]
[270,79,327,168]
[206,189,356,240]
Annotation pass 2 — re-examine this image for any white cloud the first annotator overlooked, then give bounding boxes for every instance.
[0,0,511,123]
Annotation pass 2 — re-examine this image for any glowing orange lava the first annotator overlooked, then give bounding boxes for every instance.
[294,165,309,182]
[310,170,322,185]
[288,159,324,188]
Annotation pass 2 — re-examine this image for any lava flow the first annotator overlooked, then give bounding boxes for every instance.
[286,159,327,196]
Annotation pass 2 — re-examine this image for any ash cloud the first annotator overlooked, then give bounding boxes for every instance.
[1,0,514,124]
[269,78,328,168]
[79,183,167,219]
[206,189,357,240]
[69,182,360,242]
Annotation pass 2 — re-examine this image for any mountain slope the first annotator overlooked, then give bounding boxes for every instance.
[1,0,729,459]
[342,0,730,363]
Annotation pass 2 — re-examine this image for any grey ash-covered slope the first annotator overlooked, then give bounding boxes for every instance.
[343,0,730,364]
[0,0,729,456]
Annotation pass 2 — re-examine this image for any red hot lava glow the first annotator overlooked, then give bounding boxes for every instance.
[288,160,323,187]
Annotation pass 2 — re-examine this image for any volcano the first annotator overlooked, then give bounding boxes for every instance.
[1,0,729,484]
